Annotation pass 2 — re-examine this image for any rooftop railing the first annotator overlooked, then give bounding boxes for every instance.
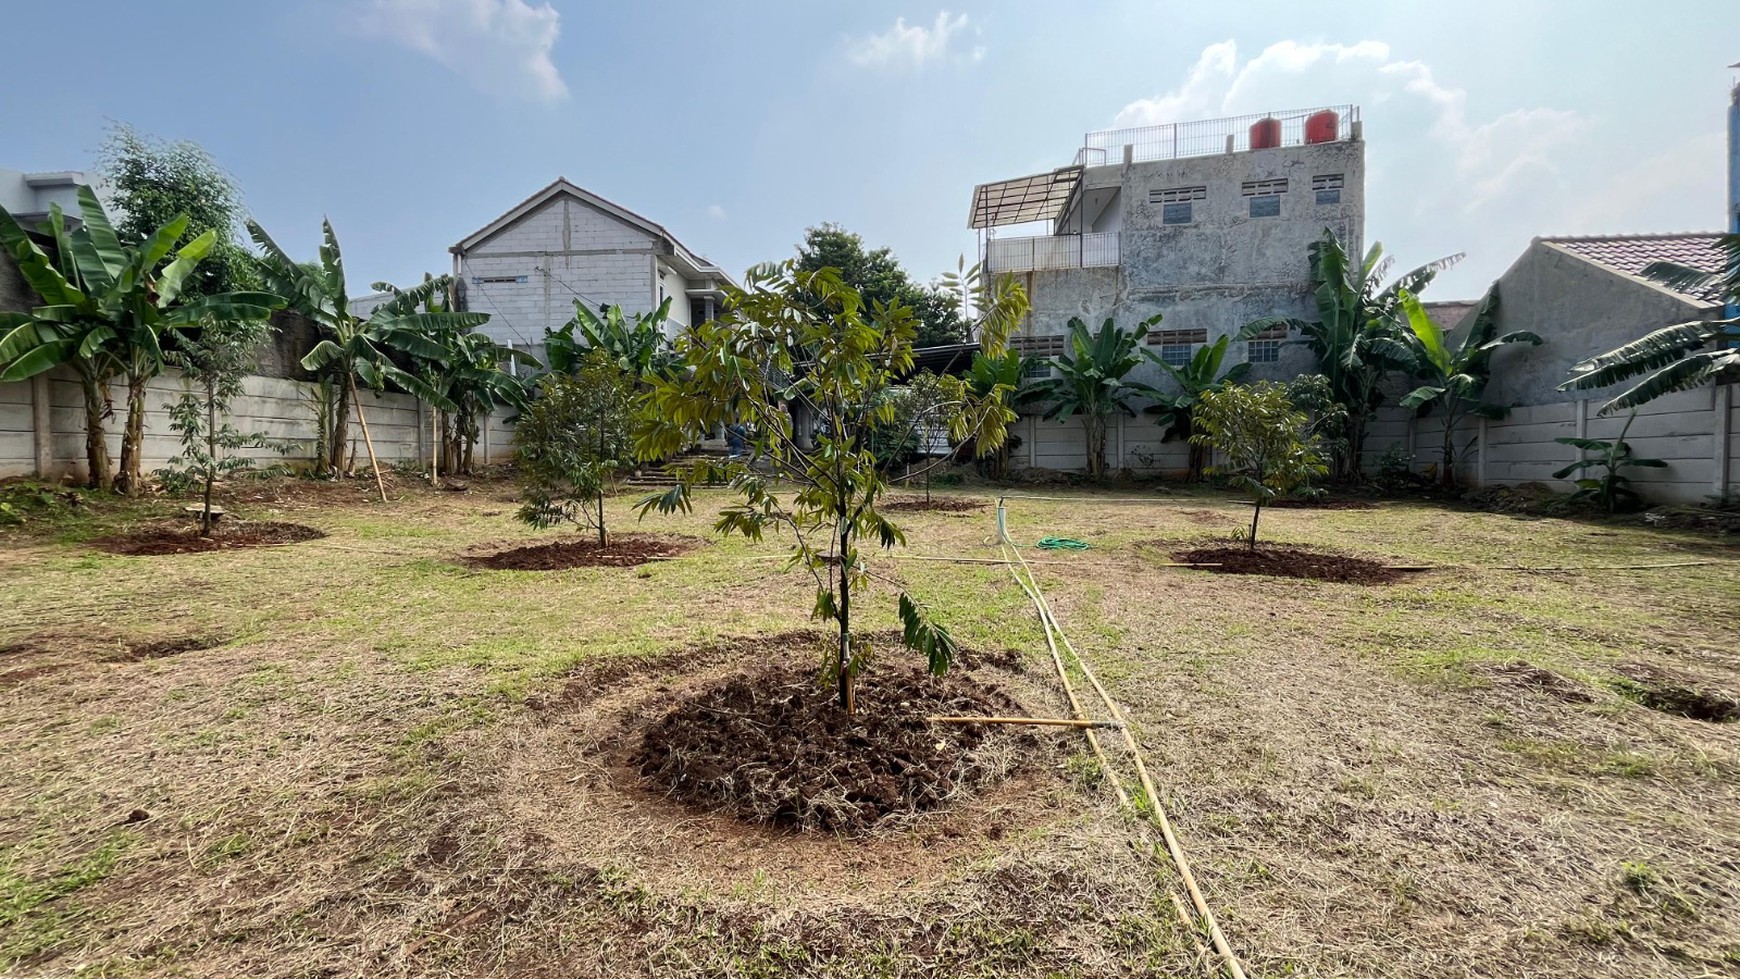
[1073,105,1359,166]
[986,232,1120,274]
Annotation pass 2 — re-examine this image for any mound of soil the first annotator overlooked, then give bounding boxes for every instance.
[634,658,1030,834]
[881,497,987,513]
[95,521,325,555]
[1615,663,1739,723]
[1475,662,1594,703]
[470,533,699,570]
[1174,545,1410,585]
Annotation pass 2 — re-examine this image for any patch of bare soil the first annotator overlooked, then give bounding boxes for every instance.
[1616,663,1740,723]
[635,658,1030,834]
[1474,661,1595,703]
[94,521,325,555]
[1265,497,1380,510]
[1174,544,1411,584]
[466,533,700,570]
[881,496,987,513]
[0,631,227,686]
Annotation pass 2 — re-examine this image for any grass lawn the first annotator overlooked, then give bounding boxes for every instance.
[2,475,1737,977]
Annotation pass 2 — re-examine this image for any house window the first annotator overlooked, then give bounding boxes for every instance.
[1242,178,1286,218]
[473,275,528,285]
[1146,328,1206,367]
[1151,185,1205,227]
[1249,196,1281,218]
[1312,173,1344,206]
[1162,202,1193,225]
[1247,339,1281,363]
[1010,333,1066,360]
[1157,344,1193,367]
[1023,359,1054,379]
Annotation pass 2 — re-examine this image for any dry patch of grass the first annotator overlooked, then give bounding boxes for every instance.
[1,478,1737,976]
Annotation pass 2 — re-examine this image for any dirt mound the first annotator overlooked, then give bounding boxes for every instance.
[1474,662,1594,703]
[1174,545,1410,585]
[634,657,1031,834]
[1615,663,1739,723]
[95,521,325,555]
[881,497,987,513]
[469,533,700,570]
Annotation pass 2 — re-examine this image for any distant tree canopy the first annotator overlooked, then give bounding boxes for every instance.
[795,224,965,348]
[97,123,258,296]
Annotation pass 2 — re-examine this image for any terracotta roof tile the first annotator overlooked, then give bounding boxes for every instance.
[1544,232,1726,303]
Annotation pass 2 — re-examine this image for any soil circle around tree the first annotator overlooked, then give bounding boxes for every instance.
[881,496,988,514]
[1173,544,1414,585]
[94,521,326,556]
[632,653,1036,836]
[467,533,702,570]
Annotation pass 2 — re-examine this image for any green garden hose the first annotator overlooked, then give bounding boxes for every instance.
[1035,536,1090,551]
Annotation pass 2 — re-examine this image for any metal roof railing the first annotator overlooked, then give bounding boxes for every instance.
[1077,105,1359,166]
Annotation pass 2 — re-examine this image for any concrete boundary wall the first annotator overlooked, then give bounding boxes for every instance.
[0,367,516,483]
[1013,381,1737,506]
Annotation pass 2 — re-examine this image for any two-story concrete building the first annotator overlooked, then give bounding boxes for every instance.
[444,178,734,365]
[968,107,1365,472]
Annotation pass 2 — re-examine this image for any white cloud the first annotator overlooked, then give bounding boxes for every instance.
[353,0,567,102]
[1107,40,1637,292]
[707,204,727,220]
[849,12,982,70]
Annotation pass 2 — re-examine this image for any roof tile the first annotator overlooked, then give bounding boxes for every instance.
[1544,233,1726,303]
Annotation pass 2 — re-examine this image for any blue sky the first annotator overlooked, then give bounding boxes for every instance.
[4,1,1734,299]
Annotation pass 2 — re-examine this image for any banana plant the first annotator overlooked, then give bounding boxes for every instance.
[1146,333,1253,481]
[1022,314,1166,479]
[1552,411,1667,512]
[545,296,675,380]
[1246,229,1462,478]
[0,187,278,491]
[248,220,485,497]
[1559,233,1740,413]
[1396,287,1541,486]
[961,348,1040,478]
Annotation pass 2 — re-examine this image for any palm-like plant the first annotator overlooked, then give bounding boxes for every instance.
[1396,288,1541,486]
[1552,411,1667,512]
[1559,234,1740,413]
[961,349,1038,478]
[546,297,676,379]
[248,220,485,495]
[1023,314,1166,478]
[0,187,277,490]
[1248,230,1463,479]
[1147,334,1253,481]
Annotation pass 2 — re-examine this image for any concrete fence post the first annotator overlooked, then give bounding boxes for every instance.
[1028,415,1038,468]
[31,373,51,478]
[1715,384,1732,499]
[1477,417,1488,486]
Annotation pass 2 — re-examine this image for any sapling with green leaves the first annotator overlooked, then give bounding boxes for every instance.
[156,319,287,535]
[635,260,1028,714]
[1190,382,1327,549]
[1552,411,1667,512]
[514,349,635,547]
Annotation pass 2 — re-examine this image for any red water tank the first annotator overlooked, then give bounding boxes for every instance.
[1305,109,1339,144]
[1249,117,1281,150]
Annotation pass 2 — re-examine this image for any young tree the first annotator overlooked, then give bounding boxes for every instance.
[1246,230,1463,478]
[157,319,285,534]
[1396,288,1540,486]
[1024,314,1166,479]
[636,261,1029,714]
[1552,411,1668,513]
[515,350,635,547]
[796,224,966,347]
[1191,382,1327,549]
[0,188,277,490]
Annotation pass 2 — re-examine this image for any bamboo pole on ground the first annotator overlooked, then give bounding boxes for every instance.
[350,377,388,503]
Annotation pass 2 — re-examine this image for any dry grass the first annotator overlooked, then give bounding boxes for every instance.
[1,477,1737,977]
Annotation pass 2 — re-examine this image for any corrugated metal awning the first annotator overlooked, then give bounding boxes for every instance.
[968,166,1082,229]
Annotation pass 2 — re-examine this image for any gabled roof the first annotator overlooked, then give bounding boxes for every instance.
[1543,232,1726,304]
[452,177,732,285]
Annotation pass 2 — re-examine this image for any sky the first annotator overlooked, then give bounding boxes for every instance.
[3,1,1735,300]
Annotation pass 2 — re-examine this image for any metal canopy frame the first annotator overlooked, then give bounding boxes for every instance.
[968,165,1082,229]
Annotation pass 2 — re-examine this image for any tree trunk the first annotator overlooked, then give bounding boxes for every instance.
[329,376,352,476]
[1184,414,1206,482]
[1440,410,1460,487]
[114,374,149,496]
[1085,416,1107,479]
[1248,500,1262,550]
[201,379,217,537]
[79,373,112,491]
[1344,411,1369,480]
[837,522,853,714]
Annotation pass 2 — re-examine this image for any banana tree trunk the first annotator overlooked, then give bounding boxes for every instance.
[79,373,112,491]
[114,373,150,496]
[1084,415,1107,479]
[329,376,352,476]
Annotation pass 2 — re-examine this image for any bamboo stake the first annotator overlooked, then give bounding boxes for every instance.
[928,715,1123,729]
[350,377,388,504]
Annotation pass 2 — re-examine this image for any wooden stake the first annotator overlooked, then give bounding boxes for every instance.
[928,714,1123,729]
[350,377,388,504]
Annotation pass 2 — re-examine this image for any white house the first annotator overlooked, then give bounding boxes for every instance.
[446,178,734,364]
